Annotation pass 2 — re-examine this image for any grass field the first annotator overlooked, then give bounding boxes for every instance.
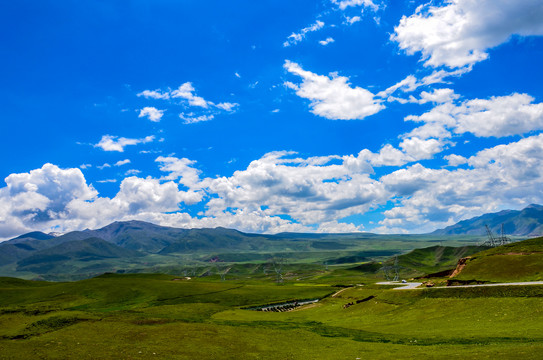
[1,269,543,359]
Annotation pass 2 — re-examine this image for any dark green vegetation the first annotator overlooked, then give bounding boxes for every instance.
[2,237,543,358]
[433,203,543,237]
[0,220,486,281]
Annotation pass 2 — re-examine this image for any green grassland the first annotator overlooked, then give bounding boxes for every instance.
[2,236,543,359]
[2,269,543,359]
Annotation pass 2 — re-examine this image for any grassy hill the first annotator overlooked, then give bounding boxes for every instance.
[390,245,489,277]
[451,236,543,282]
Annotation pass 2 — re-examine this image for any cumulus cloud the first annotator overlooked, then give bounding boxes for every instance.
[283,20,324,47]
[0,164,205,239]
[444,154,467,167]
[155,156,202,189]
[284,60,384,120]
[392,0,543,68]
[139,107,164,122]
[377,135,543,233]
[405,93,543,139]
[0,164,97,238]
[4,135,543,238]
[201,151,388,226]
[94,135,155,152]
[399,137,445,160]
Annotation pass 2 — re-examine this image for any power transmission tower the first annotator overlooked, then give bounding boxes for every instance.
[482,224,511,247]
[380,256,402,281]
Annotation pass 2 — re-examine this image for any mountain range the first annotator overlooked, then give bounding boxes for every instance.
[431,204,543,237]
[1,204,542,280]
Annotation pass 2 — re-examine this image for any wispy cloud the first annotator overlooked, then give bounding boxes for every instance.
[283,20,324,47]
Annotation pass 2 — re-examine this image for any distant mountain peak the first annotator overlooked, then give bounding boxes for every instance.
[13,231,54,241]
[432,204,543,237]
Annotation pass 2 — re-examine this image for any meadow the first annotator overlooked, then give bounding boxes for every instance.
[1,264,543,359]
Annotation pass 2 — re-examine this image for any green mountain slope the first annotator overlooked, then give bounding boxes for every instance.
[16,238,143,274]
[452,236,543,282]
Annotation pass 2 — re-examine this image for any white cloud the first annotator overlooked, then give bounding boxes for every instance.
[201,151,388,226]
[171,82,210,108]
[284,60,384,120]
[377,68,470,99]
[377,134,543,233]
[392,0,543,68]
[155,156,202,189]
[139,107,164,122]
[444,154,467,167]
[406,93,543,139]
[138,83,238,123]
[399,137,445,160]
[215,102,238,112]
[417,88,459,104]
[283,20,325,47]
[137,89,170,100]
[0,164,97,238]
[125,169,141,176]
[319,37,335,46]
[97,163,111,170]
[345,16,361,25]
[317,221,363,233]
[94,135,155,152]
[80,164,92,169]
[114,159,131,167]
[179,113,214,124]
[0,164,207,239]
[96,179,117,183]
[388,88,460,105]
[4,135,543,238]
[332,0,379,11]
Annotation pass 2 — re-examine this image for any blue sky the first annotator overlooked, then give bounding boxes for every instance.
[1,0,543,239]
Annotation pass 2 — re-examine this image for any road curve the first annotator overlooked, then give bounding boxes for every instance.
[376,281,423,290]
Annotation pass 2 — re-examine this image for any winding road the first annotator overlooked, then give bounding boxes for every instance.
[376,281,543,290]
